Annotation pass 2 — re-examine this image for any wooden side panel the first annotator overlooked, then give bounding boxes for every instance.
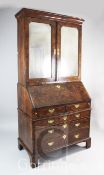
[18,110,33,152]
[17,17,27,86]
[17,83,33,116]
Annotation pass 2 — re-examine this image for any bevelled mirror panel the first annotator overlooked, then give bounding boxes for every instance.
[29,22,51,78]
[60,26,78,77]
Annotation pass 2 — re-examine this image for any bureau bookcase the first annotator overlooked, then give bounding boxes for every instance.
[15,8,91,168]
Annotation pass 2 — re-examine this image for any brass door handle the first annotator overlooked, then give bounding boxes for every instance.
[75,114,80,118]
[48,119,54,124]
[74,104,80,108]
[48,129,54,134]
[48,142,54,146]
[63,134,67,139]
[75,123,80,127]
[63,124,68,129]
[48,108,55,113]
[74,134,80,139]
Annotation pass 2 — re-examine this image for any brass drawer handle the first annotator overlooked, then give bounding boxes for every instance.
[56,85,61,89]
[74,104,80,108]
[75,123,80,127]
[63,124,68,129]
[48,142,54,146]
[48,108,55,113]
[74,134,80,139]
[63,134,67,139]
[48,129,54,134]
[75,114,80,118]
[63,116,67,120]
[48,119,54,124]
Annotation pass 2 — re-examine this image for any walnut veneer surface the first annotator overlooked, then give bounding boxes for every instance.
[16,8,91,168]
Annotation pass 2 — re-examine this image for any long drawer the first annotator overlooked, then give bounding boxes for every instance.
[33,102,91,119]
[35,128,89,153]
[33,110,90,128]
[35,118,90,134]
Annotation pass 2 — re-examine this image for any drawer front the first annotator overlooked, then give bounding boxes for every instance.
[66,102,91,113]
[34,111,90,129]
[36,106,65,117]
[59,110,90,124]
[34,118,90,138]
[67,110,90,121]
[35,128,89,153]
[34,117,61,127]
[68,128,89,145]
[68,118,90,131]
[36,131,68,153]
[35,126,68,142]
[35,122,68,133]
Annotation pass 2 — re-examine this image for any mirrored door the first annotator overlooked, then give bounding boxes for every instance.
[57,23,81,81]
[28,19,56,83]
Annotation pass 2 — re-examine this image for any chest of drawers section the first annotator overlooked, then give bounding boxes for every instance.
[33,102,91,156]
[17,82,91,168]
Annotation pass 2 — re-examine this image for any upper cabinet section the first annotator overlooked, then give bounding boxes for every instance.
[15,8,84,86]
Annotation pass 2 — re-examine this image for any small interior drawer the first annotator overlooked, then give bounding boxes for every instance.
[66,102,91,113]
[36,106,65,117]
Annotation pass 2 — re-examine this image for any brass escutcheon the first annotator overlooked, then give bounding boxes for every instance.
[56,85,61,89]
[63,134,67,139]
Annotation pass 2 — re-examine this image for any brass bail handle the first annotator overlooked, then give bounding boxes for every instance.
[48,108,55,113]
